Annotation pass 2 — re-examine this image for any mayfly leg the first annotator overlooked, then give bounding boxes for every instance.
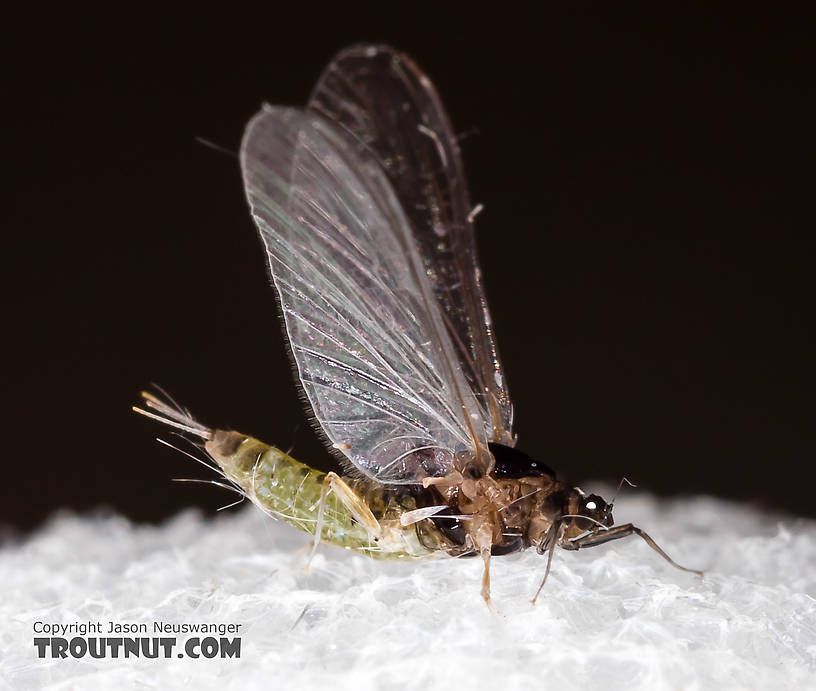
[468,519,497,608]
[480,549,492,608]
[561,523,704,577]
[531,521,562,605]
[305,472,382,571]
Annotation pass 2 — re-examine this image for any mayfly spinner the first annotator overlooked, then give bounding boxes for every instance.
[135,44,702,604]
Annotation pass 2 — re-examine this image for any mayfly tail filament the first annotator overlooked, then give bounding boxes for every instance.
[133,390,213,440]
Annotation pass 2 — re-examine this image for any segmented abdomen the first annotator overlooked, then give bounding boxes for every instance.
[205,430,445,560]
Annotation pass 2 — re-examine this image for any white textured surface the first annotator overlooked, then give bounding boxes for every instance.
[2,493,815,690]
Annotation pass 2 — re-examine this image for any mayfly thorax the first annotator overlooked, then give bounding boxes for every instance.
[135,44,702,604]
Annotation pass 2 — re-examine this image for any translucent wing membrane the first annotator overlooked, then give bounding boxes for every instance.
[241,106,488,483]
[308,45,515,446]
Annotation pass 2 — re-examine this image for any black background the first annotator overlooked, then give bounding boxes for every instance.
[6,4,814,531]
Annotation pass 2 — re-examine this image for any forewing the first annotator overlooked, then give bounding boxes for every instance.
[241,106,487,484]
[308,44,515,446]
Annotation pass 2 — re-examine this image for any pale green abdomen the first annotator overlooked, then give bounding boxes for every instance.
[205,431,444,561]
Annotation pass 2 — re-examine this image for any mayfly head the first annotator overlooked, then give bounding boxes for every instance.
[560,487,615,541]
[561,491,615,540]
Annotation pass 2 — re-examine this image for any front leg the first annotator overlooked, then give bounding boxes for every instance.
[562,523,703,577]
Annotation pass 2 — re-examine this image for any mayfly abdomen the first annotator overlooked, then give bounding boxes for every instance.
[204,430,442,560]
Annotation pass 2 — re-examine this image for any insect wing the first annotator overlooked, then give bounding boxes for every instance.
[308,45,515,446]
[240,106,487,483]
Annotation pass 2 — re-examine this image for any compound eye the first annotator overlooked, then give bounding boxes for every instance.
[583,494,607,515]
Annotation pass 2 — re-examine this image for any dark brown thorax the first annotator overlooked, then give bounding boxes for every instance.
[413,443,614,557]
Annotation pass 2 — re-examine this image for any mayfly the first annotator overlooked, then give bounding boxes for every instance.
[135,44,702,604]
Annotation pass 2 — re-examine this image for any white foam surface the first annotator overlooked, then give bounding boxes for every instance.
[2,492,815,690]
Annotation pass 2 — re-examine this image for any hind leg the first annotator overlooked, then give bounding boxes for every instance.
[304,472,381,571]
